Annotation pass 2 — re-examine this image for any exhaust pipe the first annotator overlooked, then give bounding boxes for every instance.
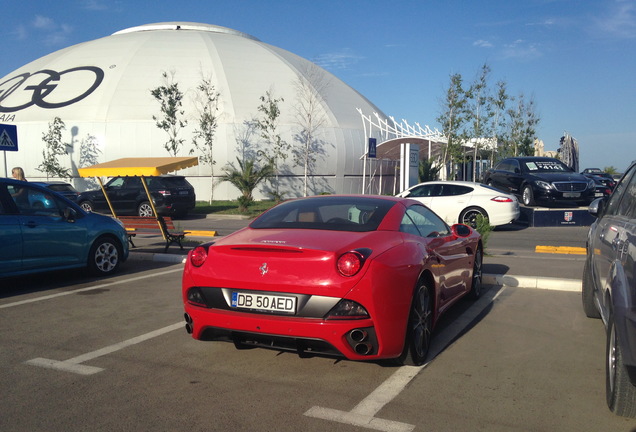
[184,313,193,334]
[349,329,367,342]
[354,343,372,355]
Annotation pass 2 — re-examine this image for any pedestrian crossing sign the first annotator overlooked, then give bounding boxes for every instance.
[0,124,18,151]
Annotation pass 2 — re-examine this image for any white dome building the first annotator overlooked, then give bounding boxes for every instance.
[0,22,394,200]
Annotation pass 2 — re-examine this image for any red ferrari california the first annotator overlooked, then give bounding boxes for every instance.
[182,195,483,365]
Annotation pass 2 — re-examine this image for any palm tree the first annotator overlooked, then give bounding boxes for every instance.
[221,157,274,212]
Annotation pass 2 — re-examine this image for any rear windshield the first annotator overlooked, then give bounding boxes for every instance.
[147,176,191,188]
[250,196,396,232]
[47,184,75,193]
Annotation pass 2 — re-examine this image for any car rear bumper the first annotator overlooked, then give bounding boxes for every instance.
[183,304,396,361]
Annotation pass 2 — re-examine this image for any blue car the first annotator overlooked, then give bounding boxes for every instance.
[0,178,129,278]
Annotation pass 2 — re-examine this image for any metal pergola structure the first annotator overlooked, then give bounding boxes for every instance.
[357,109,447,194]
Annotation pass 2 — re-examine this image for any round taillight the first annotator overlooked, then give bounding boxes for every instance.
[337,251,363,277]
[190,246,208,267]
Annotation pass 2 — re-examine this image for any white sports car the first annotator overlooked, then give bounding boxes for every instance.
[397,180,520,228]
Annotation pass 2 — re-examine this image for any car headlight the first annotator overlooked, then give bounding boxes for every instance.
[534,180,552,190]
[587,179,596,189]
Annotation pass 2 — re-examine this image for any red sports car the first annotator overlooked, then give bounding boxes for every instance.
[182,195,483,365]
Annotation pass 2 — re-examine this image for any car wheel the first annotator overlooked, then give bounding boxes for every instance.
[399,279,434,366]
[522,185,535,206]
[88,236,121,276]
[469,247,483,300]
[582,257,601,318]
[606,310,636,417]
[460,207,488,229]
[138,201,154,217]
[79,200,94,212]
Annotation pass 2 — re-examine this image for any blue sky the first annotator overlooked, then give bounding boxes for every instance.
[2,0,635,172]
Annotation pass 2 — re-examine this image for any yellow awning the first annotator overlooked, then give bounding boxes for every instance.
[77,157,198,178]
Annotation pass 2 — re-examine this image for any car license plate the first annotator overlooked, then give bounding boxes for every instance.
[563,192,580,198]
[595,192,604,197]
[179,190,189,195]
[231,291,296,314]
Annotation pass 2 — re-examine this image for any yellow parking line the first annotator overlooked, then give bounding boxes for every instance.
[535,245,586,255]
[186,230,217,237]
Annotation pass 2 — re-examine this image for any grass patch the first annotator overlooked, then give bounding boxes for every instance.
[193,200,277,217]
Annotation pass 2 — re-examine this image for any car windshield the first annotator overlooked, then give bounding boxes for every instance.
[525,160,572,173]
[250,196,396,232]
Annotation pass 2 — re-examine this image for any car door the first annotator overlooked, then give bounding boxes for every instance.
[116,176,143,213]
[10,184,88,270]
[0,185,23,273]
[590,165,636,306]
[402,183,438,209]
[427,184,473,225]
[402,205,471,310]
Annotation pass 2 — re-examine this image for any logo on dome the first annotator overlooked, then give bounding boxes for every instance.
[0,66,105,113]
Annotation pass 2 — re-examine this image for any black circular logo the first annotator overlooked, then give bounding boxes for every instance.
[0,66,105,113]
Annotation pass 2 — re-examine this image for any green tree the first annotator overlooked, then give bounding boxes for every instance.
[151,71,187,156]
[506,93,540,157]
[465,63,493,181]
[604,166,619,175]
[256,90,289,201]
[419,158,442,182]
[488,80,510,165]
[78,133,101,189]
[191,75,221,203]
[292,64,329,197]
[221,157,274,212]
[37,117,71,180]
[437,73,468,180]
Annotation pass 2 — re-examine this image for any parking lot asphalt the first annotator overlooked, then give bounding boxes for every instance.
[128,214,588,291]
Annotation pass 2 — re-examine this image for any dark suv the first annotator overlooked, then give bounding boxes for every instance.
[77,175,196,217]
[582,159,636,418]
[483,156,596,207]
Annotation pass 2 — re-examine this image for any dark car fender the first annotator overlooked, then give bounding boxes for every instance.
[608,260,636,371]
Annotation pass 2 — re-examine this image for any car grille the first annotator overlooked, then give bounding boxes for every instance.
[552,181,588,192]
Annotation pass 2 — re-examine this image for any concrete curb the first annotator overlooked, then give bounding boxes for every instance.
[483,273,581,292]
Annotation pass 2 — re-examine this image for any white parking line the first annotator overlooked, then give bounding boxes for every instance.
[0,268,182,309]
[305,286,508,431]
[26,322,183,375]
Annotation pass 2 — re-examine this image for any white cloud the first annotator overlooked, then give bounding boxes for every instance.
[473,39,493,48]
[595,0,636,38]
[501,39,542,60]
[80,0,110,10]
[33,15,56,30]
[312,50,363,71]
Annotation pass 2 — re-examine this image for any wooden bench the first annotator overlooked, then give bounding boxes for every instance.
[117,216,190,252]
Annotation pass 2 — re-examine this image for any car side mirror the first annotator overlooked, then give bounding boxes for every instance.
[451,224,472,238]
[514,168,520,174]
[64,207,77,223]
[588,197,606,218]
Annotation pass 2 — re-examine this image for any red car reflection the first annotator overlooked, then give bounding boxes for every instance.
[182,195,483,365]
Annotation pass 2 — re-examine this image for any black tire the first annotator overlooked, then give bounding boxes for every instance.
[88,236,122,276]
[137,201,154,217]
[398,279,434,366]
[469,247,483,300]
[79,200,94,212]
[606,310,636,417]
[459,207,488,229]
[522,184,535,206]
[582,257,601,318]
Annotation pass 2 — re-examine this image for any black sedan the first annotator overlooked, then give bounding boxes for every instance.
[483,156,596,207]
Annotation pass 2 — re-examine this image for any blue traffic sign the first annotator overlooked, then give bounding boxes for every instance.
[368,138,376,158]
[0,124,18,151]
